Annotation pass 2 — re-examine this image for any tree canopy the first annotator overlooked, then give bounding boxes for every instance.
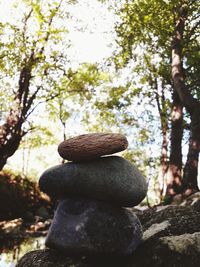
[0,0,200,203]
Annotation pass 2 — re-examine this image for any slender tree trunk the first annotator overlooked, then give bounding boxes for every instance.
[0,140,23,170]
[0,124,24,170]
[159,124,168,200]
[0,66,31,171]
[166,91,183,198]
[171,5,200,195]
[154,79,168,200]
[183,107,200,194]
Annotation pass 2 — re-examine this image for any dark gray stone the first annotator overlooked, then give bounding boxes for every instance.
[128,205,200,267]
[16,249,87,267]
[39,156,147,207]
[45,198,143,256]
[129,232,200,267]
[16,248,131,267]
[17,206,200,267]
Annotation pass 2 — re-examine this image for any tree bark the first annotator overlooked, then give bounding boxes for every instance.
[159,124,168,200]
[183,107,200,194]
[154,79,169,200]
[0,3,63,171]
[0,116,24,170]
[171,4,200,194]
[166,91,183,198]
[0,66,31,170]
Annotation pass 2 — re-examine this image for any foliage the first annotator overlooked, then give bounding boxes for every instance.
[113,0,200,105]
[115,0,200,195]
[0,0,113,169]
[0,0,74,163]
[0,0,70,117]
[0,170,50,220]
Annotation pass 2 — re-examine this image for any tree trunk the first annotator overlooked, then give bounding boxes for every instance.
[154,79,169,200]
[171,5,200,195]
[183,106,200,194]
[159,124,168,200]
[0,120,24,171]
[0,158,7,170]
[0,66,31,171]
[166,91,183,198]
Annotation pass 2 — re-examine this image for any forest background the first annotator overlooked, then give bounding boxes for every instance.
[0,0,200,206]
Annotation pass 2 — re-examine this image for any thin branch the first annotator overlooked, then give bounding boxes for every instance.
[154,79,162,116]
[26,86,85,119]
[186,20,200,40]
[38,0,64,56]
[22,8,33,51]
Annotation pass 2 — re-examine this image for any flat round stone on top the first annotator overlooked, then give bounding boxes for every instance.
[58,133,128,161]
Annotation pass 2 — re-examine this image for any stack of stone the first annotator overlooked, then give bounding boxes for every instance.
[39,133,147,257]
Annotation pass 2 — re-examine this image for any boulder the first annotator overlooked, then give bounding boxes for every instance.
[57,133,128,161]
[128,205,200,267]
[45,198,143,256]
[17,232,200,267]
[129,231,200,267]
[17,205,200,267]
[137,205,200,233]
[16,249,87,267]
[39,156,147,207]
[16,248,131,267]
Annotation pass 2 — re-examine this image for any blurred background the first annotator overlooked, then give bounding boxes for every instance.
[0,0,200,265]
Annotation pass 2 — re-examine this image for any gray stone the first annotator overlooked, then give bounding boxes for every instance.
[159,232,200,254]
[129,232,200,267]
[16,248,131,267]
[57,133,128,161]
[143,220,171,241]
[17,205,200,267]
[45,198,143,256]
[128,205,200,267]
[39,156,147,207]
[16,249,88,267]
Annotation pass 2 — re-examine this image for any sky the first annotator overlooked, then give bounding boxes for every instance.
[67,0,115,63]
[0,0,115,63]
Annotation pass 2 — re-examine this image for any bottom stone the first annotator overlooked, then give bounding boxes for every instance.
[16,249,87,267]
[46,198,143,256]
[16,249,131,267]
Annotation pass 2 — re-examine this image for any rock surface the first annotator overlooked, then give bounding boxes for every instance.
[16,248,130,267]
[57,133,128,161]
[17,204,200,267]
[129,232,200,267]
[16,249,88,267]
[129,204,200,267]
[39,156,147,207]
[45,198,142,256]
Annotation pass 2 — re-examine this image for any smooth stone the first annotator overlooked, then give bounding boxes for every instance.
[16,249,88,267]
[45,198,143,256]
[57,133,128,161]
[16,249,131,267]
[39,156,148,207]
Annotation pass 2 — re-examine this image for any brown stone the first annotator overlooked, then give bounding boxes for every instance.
[58,133,128,161]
